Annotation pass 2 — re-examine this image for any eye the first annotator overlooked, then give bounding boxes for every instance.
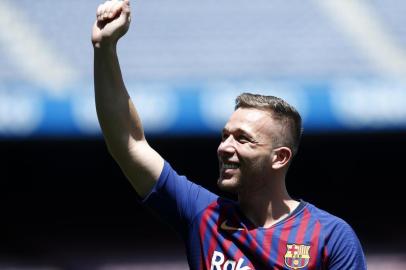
[237,135,250,144]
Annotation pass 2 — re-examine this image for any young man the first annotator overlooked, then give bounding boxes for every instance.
[92,1,366,269]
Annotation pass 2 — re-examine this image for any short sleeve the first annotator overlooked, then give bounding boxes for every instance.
[142,161,218,234]
[325,221,367,270]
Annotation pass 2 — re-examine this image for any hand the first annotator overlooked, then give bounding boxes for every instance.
[92,0,131,48]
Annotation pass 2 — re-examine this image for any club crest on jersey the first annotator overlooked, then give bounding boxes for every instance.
[284,244,310,269]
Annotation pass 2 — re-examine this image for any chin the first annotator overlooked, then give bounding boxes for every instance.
[217,177,240,193]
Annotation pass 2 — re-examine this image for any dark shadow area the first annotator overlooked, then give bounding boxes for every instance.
[1,132,405,264]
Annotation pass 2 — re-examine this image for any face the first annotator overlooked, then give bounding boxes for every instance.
[217,108,279,193]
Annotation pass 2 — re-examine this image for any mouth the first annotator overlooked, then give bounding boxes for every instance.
[219,161,240,183]
[223,163,239,170]
[222,162,240,170]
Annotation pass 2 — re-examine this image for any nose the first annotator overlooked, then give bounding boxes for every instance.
[217,135,236,157]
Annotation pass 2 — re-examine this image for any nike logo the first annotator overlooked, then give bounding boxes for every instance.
[220,220,244,231]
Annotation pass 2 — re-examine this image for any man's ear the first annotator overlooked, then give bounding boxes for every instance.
[271,147,292,170]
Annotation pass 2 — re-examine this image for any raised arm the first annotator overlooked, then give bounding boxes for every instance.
[91,0,164,198]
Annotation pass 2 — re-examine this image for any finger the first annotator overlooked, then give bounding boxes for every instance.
[117,0,131,22]
[97,2,110,21]
[96,0,130,22]
[122,0,131,14]
[109,1,123,19]
[102,2,111,20]
[96,4,104,21]
[100,0,114,20]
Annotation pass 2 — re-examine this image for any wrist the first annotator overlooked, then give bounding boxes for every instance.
[93,41,117,53]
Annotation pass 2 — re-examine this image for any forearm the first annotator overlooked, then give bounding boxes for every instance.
[94,44,144,157]
[91,0,163,197]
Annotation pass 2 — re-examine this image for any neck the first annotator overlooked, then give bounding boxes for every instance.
[237,175,299,228]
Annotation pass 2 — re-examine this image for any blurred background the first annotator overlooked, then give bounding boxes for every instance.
[1,0,406,269]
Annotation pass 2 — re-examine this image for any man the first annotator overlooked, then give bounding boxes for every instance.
[92,0,366,269]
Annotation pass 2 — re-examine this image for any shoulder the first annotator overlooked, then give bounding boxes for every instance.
[303,202,362,249]
[143,160,220,228]
[150,160,217,199]
[305,202,353,229]
[304,202,366,268]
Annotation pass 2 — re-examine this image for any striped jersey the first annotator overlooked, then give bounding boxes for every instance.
[143,161,366,270]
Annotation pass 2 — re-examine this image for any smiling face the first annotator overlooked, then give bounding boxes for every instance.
[217,108,280,193]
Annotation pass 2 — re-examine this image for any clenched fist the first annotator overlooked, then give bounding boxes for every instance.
[92,0,131,48]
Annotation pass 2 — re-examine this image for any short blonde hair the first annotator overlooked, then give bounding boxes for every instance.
[235,93,303,156]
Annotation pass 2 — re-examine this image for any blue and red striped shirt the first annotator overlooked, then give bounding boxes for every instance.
[143,161,366,270]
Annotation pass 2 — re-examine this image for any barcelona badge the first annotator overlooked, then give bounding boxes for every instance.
[284,244,311,269]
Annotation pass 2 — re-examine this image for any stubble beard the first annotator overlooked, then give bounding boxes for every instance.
[217,174,241,193]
